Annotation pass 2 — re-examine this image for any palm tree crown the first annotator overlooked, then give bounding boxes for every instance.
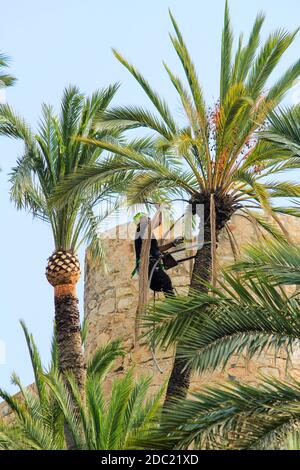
[58,3,300,241]
[2,84,120,256]
[52,2,300,403]
[0,84,125,432]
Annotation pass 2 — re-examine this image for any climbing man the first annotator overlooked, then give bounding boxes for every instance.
[133,212,184,296]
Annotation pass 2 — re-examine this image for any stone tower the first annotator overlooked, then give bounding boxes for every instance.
[84,214,300,394]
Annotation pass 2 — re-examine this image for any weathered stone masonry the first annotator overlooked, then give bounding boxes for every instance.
[2,213,300,419]
[84,214,300,395]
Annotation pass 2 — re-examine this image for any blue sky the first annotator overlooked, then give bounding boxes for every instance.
[1,0,300,394]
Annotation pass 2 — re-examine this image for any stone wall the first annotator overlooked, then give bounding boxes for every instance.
[2,213,300,421]
[0,401,14,423]
[0,384,36,423]
[84,213,300,395]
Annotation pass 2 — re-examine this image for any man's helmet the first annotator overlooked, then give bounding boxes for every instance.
[133,212,148,225]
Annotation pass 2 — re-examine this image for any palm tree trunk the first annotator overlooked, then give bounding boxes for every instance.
[54,283,86,392]
[190,222,212,291]
[54,283,86,450]
[164,221,212,405]
[46,250,86,449]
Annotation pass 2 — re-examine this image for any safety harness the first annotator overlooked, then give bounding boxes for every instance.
[131,242,203,279]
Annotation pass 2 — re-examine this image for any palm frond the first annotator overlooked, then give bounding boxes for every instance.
[98,105,174,140]
[0,52,16,87]
[232,239,300,285]
[143,260,300,374]
[19,320,47,403]
[87,340,125,378]
[235,12,265,82]
[139,377,300,450]
[220,1,233,103]
[262,106,300,157]
[247,28,298,99]
[113,49,177,134]
[239,209,287,243]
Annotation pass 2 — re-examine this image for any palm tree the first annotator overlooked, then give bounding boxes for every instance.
[137,376,300,450]
[1,372,163,450]
[139,239,300,449]
[51,3,300,402]
[0,321,65,450]
[0,323,162,450]
[0,52,16,89]
[0,321,125,450]
[144,239,300,375]
[0,84,122,396]
[42,370,163,450]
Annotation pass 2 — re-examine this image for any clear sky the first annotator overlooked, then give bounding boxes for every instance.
[1,0,300,394]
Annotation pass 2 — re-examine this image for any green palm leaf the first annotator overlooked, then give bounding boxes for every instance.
[139,377,300,450]
[220,1,233,103]
[0,52,16,88]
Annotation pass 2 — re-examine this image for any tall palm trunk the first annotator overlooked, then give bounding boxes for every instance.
[164,193,237,404]
[46,250,86,389]
[54,283,86,391]
[46,250,86,449]
[164,220,212,405]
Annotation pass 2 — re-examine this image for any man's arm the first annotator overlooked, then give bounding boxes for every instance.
[159,237,184,253]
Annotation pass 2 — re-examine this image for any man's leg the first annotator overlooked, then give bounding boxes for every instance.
[150,268,174,296]
[157,270,174,297]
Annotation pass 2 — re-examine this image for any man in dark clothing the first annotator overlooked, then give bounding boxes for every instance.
[133,213,183,296]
